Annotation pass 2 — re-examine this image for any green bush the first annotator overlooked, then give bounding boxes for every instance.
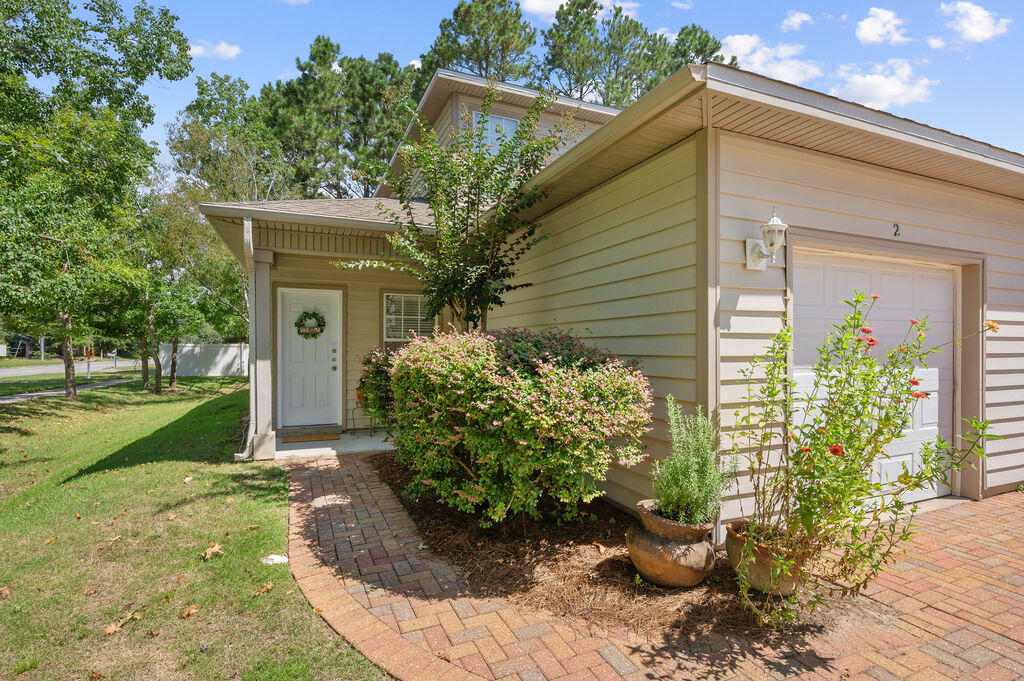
[357,348,394,425]
[387,328,653,526]
[651,397,732,525]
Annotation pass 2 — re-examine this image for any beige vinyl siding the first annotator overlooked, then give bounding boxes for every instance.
[716,132,1024,518]
[489,136,700,510]
[269,253,423,431]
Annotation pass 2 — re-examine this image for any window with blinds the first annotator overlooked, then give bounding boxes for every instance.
[383,293,435,352]
[472,111,519,151]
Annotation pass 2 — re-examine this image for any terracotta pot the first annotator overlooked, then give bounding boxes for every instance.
[356,389,364,406]
[625,500,715,588]
[725,520,803,596]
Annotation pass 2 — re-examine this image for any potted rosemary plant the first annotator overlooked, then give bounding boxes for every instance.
[627,398,733,587]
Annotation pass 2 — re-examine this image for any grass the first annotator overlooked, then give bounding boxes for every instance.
[0,357,70,368]
[0,369,139,398]
[0,378,383,681]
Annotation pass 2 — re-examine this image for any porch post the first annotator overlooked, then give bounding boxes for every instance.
[252,248,276,459]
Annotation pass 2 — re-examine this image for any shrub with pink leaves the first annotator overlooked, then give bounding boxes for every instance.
[387,328,653,526]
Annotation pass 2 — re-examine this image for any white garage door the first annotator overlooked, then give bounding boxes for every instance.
[793,249,955,502]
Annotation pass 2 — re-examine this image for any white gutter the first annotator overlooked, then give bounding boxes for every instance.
[200,203,406,232]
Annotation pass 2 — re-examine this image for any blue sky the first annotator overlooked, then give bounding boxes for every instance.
[146,0,1021,162]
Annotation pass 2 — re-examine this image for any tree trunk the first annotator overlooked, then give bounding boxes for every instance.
[140,333,150,390]
[59,311,77,399]
[168,337,179,389]
[148,312,162,394]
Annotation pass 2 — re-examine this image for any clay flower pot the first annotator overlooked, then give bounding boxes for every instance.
[625,499,715,588]
[725,520,803,596]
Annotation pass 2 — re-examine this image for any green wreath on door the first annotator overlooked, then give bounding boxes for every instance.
[294,311,326,339]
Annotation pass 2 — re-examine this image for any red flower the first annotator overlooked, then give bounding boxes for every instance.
[911,391,929,399]
[909,379,920,386]
[866,337,880,347]
[871,293,882,300]
[861,326,873,334]
[800,446,811,453]
[910,318,920,326]
[829,444,844,456]
[898,345,906,352]
[855,336,865,343]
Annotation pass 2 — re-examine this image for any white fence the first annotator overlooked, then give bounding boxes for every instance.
[158,343,248,377]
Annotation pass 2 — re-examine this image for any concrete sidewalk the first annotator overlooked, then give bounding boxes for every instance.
[0,378,135,404]
[0,359,120,378]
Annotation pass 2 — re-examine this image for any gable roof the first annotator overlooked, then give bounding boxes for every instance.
[524,63,1024,220]
[199,197,430,230]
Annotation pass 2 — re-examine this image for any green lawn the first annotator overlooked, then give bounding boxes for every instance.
[0,358,70,368]
[0,379,382,681]
[0,369,139,398]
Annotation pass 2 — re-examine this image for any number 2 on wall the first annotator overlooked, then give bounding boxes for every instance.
[893,223,902,238]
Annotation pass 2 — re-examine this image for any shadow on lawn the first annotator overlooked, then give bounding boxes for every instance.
[59,379,249,480]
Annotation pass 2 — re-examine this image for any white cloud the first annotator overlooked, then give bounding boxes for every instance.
[607,0,641,17]
[781,10,813,32]
[409,58,422,69]
[831,59,936,109]
[671,1,692,9]
[939,2,1011,42]
[856,8,911,44]
[721,34,821,84]
[519,0,562,17]
[189,40,241,60]
[926,36,947,48]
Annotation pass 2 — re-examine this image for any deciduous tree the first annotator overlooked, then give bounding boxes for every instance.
[338,87,579,330]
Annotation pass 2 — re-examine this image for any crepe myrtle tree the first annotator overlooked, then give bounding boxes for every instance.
[338,85,581,331]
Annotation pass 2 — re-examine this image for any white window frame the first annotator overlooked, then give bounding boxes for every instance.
[382,292,436,352]
[473,111,519,150]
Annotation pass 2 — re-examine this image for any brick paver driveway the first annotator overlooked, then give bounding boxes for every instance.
[288,453,1024,681]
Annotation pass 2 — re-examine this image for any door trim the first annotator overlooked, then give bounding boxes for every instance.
[785,227,987,499]
[276,287,344,429]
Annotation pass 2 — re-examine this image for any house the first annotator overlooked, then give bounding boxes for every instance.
[202,64,1024,524]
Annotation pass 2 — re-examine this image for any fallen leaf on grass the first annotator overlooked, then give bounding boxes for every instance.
[200,542,224,561]
[246,524,259,531]
[182,604,198,619]
[592,541,606,554]
[161,595,170,603]
[91,673,107,680]
[253,582,273,596]
[75,512,81,519]
[183,476,193,484]
[90,521,100,525]
[84,588,97,596]
[224,498,234,505]
[45,536,56,544]
[147,629,159,637]
[285,590,294,595]
[104,606,145,635]
[0,586,10,599]
[166,513,177,521]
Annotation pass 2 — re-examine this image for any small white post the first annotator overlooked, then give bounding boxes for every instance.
[39,336,45,361]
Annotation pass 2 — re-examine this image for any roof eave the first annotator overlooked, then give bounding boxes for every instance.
[198,203,403,232]
[704,63,1024,175]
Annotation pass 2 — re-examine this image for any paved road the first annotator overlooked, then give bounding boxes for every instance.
[0,378,136,404]
[0,359,123,378]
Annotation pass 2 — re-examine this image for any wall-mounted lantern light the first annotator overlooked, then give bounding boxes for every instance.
[745,207,788,270]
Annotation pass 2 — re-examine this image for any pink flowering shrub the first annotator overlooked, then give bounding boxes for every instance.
[357,348,394,425]
[388,329,653,526]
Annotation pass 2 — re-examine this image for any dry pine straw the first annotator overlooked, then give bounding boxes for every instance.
[370,453,893,642]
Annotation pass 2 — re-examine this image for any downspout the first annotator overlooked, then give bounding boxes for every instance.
[236,216,257,461]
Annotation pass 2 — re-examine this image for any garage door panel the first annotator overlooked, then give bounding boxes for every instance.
[794,250,955,502]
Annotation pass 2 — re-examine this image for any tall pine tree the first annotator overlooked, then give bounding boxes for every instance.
[540,0,602,101]
[416,0,537,98]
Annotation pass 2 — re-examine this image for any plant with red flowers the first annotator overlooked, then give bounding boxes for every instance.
[730,291,1000,627]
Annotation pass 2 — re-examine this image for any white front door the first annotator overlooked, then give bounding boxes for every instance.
[277,288,343,428]
[793,249,955,502]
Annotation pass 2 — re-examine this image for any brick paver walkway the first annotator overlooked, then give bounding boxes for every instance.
[288,453,1024,681]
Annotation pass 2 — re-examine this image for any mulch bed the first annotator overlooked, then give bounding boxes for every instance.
[370,452,895,642]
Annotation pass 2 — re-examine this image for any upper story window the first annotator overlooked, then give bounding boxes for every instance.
[383,293,436,352]
[473,111,519,150]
